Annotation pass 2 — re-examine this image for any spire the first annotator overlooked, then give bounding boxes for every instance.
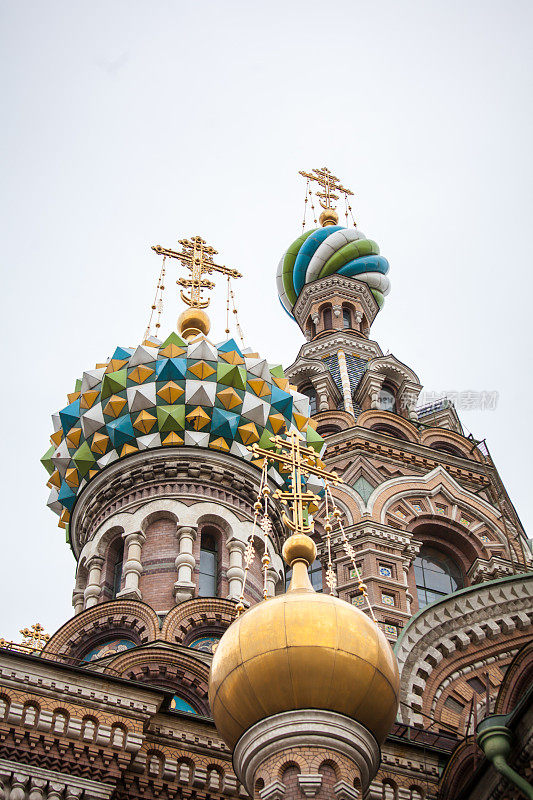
[152,235,242,340]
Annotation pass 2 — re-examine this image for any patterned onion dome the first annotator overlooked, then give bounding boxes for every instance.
[41,332,324,526]
[276,225,391,319]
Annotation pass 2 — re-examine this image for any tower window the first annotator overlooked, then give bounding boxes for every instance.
[414,546,463,608]
[322,306,333,330]
[307,316,317,338]
[300,386,317,415]
[342,307,351,329]
[285,558,323,592]
[112,541,124,598]
[199,532,218,597]
[377,384,396,413]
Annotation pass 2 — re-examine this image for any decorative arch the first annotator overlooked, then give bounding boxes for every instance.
[313,409,355,433]
[108,645,210,714]
[43,599,159,662]
[495,640,533,714]
[420,428,484,462]
[356,410,419,443]
[161,597,237,644]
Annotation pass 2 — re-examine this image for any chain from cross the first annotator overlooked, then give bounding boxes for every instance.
[249,430,341,536]
[152,235,242,310]
[19,622,50,651]
[299,166,354,211]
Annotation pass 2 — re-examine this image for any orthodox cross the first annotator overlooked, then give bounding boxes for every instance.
[19,623,50,651]
[152,236,242,309]
[299,166,354,210]
[249,430,341,536]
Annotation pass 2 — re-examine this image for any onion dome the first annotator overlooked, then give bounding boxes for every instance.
[276,225,391,319]
[41,332,324,527]
[209,533,400,749]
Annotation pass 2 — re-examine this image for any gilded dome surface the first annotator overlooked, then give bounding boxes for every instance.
[41,332,324,528]
[209,555,400,748]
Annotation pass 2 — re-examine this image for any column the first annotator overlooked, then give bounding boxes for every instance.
[266,566,280,598]
[72,589,84,615]
[174,526,197,604]
[83,555,104,609]
[226,539,245,601]
[117,531,146,601]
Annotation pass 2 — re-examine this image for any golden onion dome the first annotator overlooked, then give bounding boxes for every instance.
[208,534,399,749]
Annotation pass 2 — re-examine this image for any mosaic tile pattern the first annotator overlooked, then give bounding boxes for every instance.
[41,333,324,528]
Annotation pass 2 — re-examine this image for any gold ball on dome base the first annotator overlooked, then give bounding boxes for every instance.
[177,308,211,341]
[282,533,317,567]
[319,208,339,227]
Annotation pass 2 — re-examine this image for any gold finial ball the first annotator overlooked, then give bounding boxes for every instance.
[282,533,317,567]
[177,308,211,341]
[319,208,339,227]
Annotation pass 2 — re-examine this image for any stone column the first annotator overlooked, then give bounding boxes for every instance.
[174,526,197,604]
[266,566,280,598]
[117,531,146,601]
[72,589,84,615]
[83,555,104,609]
[227,539,246,601]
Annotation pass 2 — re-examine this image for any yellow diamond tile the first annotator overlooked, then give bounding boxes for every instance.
[67,391,81,404]
[188,360,216,380]
[66,427,82,449]
[80,390,99,409]
[216,387,242,410]
[88,469,98,480]
[120,443,138,457]
[91,432,109,454]
[238,422,259,445]
[293,412,308,432]
[157,381,184,403]
[129,365,154,384]
[50,429,63,447]
[47,470,61,489]
[133,410,157,434]
[162,431,184,446]
[272,375,290,391]
[105,358,128,374]
[103,395,127,418]
[209,437,230,452]
[65,468,79,488]
[159,342,186,358]
[247,378,270,398]
[186,406,211,431]
[220,350,245,365]
[58,509,70,527]
[268,413,286,434]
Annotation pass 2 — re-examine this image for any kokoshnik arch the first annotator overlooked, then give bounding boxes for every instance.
[0,168,531,800]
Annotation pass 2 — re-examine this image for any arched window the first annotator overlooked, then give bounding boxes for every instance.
[317,424,341,436]
[322,306,333,330]
[414,546,463,608]
[300,386,317,415]
[431,442,464,457]
[370,423,408,441]
[307,316,317,338]
[22,704,38,727]
[285,558,323,592]
[112,539,124,598]
[52,710,68,734]
[199,532,218,597]
[377,383,396,413]
[342,307,351,329]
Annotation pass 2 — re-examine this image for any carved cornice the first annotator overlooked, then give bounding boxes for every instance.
[293,275,379,328]
[395,573,533,725]
[290,332,382,367]
[70,448,285,558]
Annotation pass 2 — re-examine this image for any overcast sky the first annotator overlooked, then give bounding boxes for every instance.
[1,1,532,641]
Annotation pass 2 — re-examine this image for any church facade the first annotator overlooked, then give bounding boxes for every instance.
[0,173,531,799]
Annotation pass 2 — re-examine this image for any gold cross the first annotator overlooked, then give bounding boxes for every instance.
[299,166,353,210]
[19,623,50,651]
[152,235,242,310]
[249,430,341,536]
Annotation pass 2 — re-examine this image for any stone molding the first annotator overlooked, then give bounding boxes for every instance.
[293,275,379,331]
[0,758,114,799]
[260,780,286,799]
[395,573,533,724]
[232,710,380,796]
[69,447,286,557]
